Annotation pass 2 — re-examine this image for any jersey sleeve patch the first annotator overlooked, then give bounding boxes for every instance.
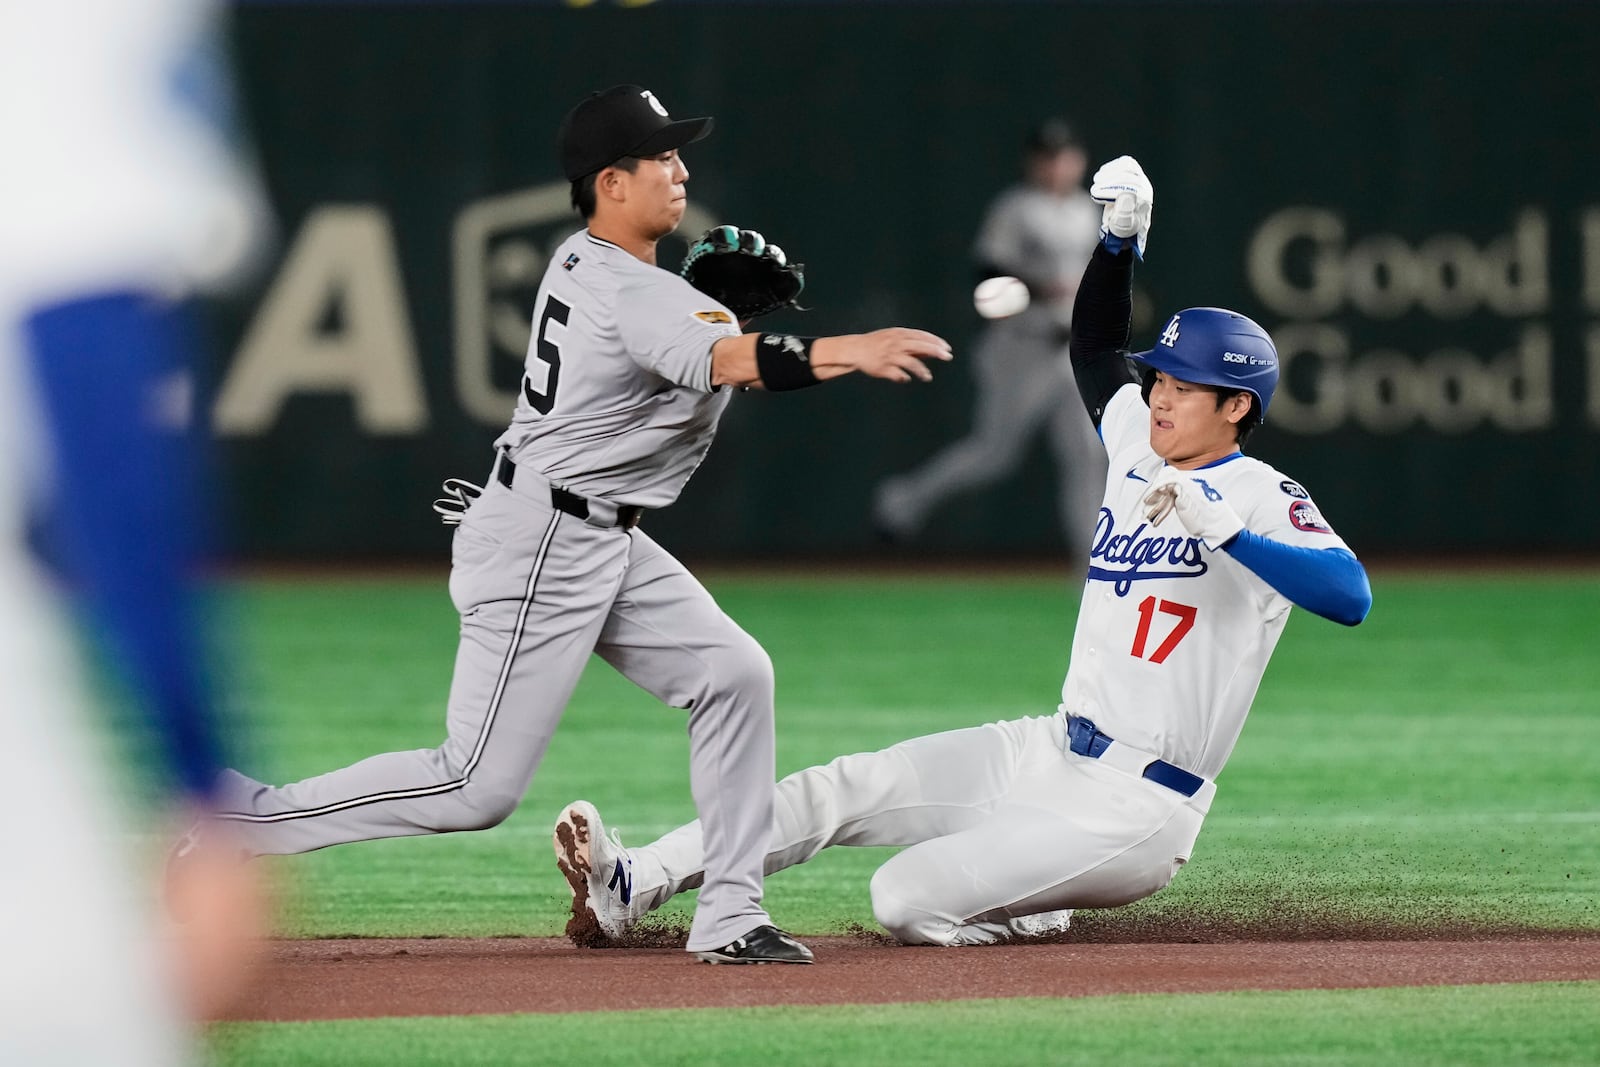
[693,310,735,325]
[1279,479,1309,499]
[1288,499,1333,533]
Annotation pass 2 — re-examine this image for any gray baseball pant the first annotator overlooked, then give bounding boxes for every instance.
[216,465,776,952]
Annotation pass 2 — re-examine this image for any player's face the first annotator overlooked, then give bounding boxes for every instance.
[1029,147,1087,195]
[618,150,690,240]
[1146,371,1250,469]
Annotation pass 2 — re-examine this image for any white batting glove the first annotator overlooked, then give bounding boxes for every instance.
[1143,468,1245,549]
[1089,155,1154,259]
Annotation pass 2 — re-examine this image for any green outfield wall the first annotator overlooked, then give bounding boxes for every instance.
[206,2,1598,558]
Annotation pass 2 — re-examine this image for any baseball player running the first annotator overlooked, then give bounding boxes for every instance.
[554,155,1371,947]
[204,84,950,965]
[873,119,1107,562]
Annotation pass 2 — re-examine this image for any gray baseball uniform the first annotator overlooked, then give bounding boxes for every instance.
[216,229,779,952]
[875,184,1105,559]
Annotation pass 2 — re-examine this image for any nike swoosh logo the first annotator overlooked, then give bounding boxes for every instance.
[1125,468,1148,483]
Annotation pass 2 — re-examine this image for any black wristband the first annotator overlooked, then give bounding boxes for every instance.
[755,333,821,391]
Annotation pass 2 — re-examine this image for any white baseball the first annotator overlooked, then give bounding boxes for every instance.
[973,275,1030,319]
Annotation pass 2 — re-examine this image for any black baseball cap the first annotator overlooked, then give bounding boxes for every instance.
[1025,117,1082,154]
[558,85,714,181]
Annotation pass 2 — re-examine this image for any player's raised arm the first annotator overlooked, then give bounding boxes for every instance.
[1069,155,1155,429]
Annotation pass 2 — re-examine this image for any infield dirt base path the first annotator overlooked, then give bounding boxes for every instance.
[226,936,1600,1021]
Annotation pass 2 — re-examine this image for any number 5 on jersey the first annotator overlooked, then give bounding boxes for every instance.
[1131,597,1196,664]
[524,295,570,415]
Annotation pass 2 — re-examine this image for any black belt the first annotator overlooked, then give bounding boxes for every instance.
[495,452,644,529]
[1065,716,1204,797]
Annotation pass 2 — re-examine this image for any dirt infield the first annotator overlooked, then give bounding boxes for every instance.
[226,932,1600,1021]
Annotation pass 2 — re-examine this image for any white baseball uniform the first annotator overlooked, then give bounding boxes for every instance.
[2,0,263,1061]
[874,184,1106,559]
[605,381,1354,945]
[216,229,787,952]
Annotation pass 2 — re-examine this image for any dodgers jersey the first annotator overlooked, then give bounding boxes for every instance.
[1061,383,1352,781]
[496,230,742,508]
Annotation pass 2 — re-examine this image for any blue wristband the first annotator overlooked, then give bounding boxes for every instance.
[1099,231,1144,261]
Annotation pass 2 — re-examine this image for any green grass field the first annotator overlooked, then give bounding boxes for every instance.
[192,567,1599,1064]
[211,984,1600,1066]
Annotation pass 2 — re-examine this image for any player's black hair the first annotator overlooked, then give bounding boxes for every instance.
[1139,368,1261,446]
[1225,393,1262,445]
[570,156,642,218]
[1025,117,1081,156]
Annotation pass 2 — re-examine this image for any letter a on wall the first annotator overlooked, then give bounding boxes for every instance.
[214,206,428,435]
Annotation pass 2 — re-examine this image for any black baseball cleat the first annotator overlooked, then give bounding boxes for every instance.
[695,924,814,965]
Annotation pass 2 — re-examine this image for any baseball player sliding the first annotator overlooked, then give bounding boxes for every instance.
[202,85,951,965]
[554,155,1372,947]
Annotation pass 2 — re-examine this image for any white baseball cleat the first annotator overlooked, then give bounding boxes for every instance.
[1008,909,1074,939]
[552,800,643,941]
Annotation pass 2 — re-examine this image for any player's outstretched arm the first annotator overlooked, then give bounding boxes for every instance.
[711,328,951,390]
[25,295,227,801]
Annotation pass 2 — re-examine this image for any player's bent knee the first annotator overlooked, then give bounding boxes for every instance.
[428,783,521,833]
[869,870,952,947]
[703,633,775,703]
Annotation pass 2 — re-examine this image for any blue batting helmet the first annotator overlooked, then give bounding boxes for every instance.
[1130,308,1279,420]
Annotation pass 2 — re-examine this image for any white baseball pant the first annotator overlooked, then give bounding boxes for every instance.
[624,712,1210,945]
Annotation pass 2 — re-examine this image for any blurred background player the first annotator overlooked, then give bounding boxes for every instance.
[0,1,272,1061]
[873,118,1107,563]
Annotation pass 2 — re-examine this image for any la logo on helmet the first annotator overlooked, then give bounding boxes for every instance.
[1159,315,1181,348]
[640,90,669,117]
